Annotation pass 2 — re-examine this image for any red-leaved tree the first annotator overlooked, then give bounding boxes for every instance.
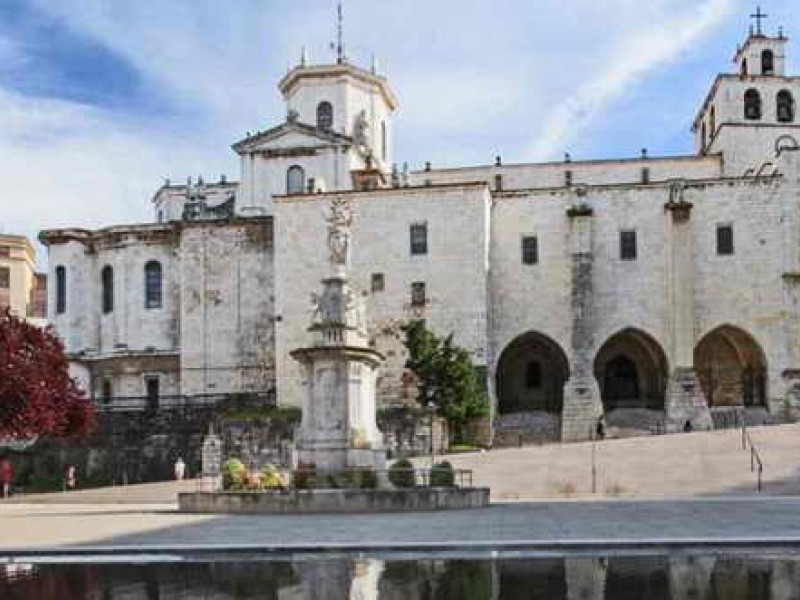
[0,308,94,439]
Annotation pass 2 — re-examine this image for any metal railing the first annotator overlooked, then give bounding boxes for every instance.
[738,410,764,493]
[92,392,276,413]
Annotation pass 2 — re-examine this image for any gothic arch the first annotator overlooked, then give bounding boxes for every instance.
[495,331,570,414]
[694,325,767,407]
[594,328,668,411]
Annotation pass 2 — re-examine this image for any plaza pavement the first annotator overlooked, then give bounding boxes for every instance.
[1,424,799,555]
[434,423,800,500]
[2,498,800,554]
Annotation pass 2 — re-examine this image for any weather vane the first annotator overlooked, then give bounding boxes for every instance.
[330,1,346,64]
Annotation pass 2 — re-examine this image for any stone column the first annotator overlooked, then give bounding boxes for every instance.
[668,556,715,600]
[664,183,713,430]
[565,557,606,600]
[562,194,603,442]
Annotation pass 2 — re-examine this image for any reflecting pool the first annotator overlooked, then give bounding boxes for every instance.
[2,551,799,599]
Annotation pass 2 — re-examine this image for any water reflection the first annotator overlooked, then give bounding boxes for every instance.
[1,553,799,599]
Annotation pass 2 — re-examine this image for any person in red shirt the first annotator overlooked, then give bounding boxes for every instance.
[0,457,12,498]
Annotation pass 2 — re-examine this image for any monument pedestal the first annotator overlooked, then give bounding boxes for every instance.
[291,345,387,472]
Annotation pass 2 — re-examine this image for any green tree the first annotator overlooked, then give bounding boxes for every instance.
[401,321,488,441]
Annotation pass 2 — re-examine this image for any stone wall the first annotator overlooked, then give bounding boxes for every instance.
[274,184,491,410]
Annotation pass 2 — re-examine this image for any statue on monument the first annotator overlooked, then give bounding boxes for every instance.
[326,197,353,266]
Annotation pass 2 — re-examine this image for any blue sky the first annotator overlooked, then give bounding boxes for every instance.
[0,0,797,254]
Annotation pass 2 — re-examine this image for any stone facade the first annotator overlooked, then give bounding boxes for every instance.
[40,24,800,442]
[40,218,274,404]
[0,234,46,326]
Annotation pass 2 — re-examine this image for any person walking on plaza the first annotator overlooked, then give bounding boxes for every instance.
[173,457,186,481]
[64,464,76,491]
[596,416,606,441]
[0,457,13,498]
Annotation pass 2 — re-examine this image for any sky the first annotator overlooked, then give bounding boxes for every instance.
[0,0,797,262]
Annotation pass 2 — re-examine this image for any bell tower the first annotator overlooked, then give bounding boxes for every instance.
[692,10,800,175]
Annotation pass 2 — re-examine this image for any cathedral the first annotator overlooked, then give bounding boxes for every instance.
[40,17,800,442]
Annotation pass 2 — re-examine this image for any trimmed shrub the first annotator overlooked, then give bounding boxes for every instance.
[347,468,377,489]
[259,464,288,490]
[221,458,247,491]
[448,443,480,454]
[430,461,455,487]
[388,458,415,488]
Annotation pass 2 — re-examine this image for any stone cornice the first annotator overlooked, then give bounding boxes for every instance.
[231,121,353,155]
[273,181,490,204]
[278,63,398,111]
[40,216,273,247]
[493,173,782,199]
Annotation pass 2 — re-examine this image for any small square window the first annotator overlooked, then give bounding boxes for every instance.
[0,267,9,289]
[411,282,426,307]
[641,167,650,184]
[145,377,160,411]
[0,246,9,258]
[101,378,113,404]
[494,174,503,191]
[565,170,573,187]
[717,224,734,255]
[371,273,385,292]
[521,236,538,265]
[410,223,428,255]
[620,230,637,261]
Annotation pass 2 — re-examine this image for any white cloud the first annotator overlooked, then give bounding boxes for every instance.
[0,0,752,259]
[527,0,737,160]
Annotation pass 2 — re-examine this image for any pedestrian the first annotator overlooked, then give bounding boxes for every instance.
[173,457,186,481]
[0,456,12,499]
[596,416,606,441]
[683,420,694,433]
[64,465,76,491]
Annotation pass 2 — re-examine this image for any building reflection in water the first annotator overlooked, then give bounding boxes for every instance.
[0,554,798,599]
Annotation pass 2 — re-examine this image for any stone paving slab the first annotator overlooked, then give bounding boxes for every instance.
[3,498,800,554]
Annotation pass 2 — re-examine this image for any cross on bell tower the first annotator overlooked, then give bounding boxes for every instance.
[750,6,768,36]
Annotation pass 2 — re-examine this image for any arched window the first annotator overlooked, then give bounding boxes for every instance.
[777,90,795,123]
[55,266,66,314]
[762,49,775,75]
[286,165,305,195]
[316,101,333,131]
[701,122,707,152]
[709,105,716,137]
[381,121,387,162]
[144,261,162,309]
[101,265,114,314]
[741,58,748,76]
[744,89,762,120]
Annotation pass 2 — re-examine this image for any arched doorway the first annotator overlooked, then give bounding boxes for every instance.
[695,326,767,407]
[594,328,668,412]
[495,332,570,415]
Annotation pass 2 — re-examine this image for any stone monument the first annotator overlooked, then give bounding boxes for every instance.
[291,197,387,472]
